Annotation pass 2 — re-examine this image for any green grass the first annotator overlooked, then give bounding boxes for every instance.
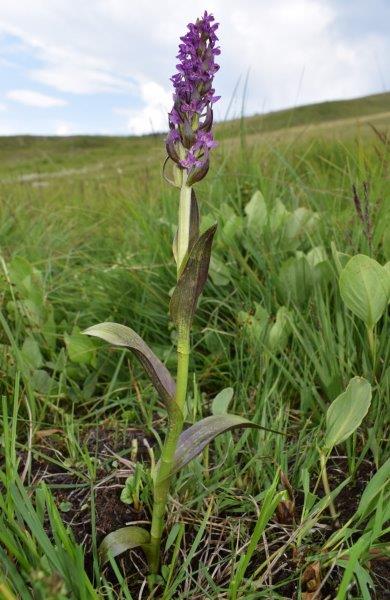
[0,92,389,599]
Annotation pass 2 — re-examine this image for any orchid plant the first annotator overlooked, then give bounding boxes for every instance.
[84,12,271,582]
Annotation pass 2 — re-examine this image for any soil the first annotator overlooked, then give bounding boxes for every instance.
[14,427,390,599]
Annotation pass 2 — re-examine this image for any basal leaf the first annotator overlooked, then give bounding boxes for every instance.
[21,337,43,370]
[170,224,217,330]
[211,387,234,415]
[277,256,313,306]
[99,526,151,563]
[172,414,274,475]
[65,330,96,367]
[83,322,176,405]
[244,190,267,232]
[339,255,390,328]
[325,377,372,450]
[267,306,291,352]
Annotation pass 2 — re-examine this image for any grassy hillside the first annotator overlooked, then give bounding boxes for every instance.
[0,91,389,179]
[0,92,389,599]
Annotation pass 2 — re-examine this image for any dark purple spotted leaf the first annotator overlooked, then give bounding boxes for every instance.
[83,322,175,406]
[172,414,272,475]
[99,526,151,564]
[170,224,217,329]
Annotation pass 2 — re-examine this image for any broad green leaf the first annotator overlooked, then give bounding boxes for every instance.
[21,337,43,370]
[211,387,234,415]
[31,370,54,394]
[83,322,175,405]
[268,198,288,233]
[284,207,318,242]
[209,255,231,286]
[277,256,313,305]
[8,256,45,308]
[221,212,243,244]
[172,414,276,475]
[356,458,390,520]
[170,224,217,330]
[331,242,351,275]
[306,245,328,267]
[99,526,151,563]
[325,377,372,450]
[244,190,267,231]
[267,306,291,352]
[65,331,96,367]
[339,255,390,328]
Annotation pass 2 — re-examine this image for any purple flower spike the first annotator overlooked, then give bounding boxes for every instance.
[166,11,220,185]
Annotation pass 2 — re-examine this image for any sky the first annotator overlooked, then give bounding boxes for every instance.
[0,0,389,136]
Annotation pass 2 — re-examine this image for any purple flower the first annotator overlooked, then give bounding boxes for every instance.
[166,11,220,185]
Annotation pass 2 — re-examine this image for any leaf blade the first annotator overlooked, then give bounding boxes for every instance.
[339,255,389,328]
[83,322,175,405]
[99,526,151,564]
[170,224,217,330]
[325,377,372,450]
[172,414,272,475]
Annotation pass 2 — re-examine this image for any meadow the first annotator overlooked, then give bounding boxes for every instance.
[0,92,389,599]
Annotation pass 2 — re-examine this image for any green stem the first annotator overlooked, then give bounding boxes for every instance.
[149,180,192,576]
[320,451,339,524]
[367,325,376,371]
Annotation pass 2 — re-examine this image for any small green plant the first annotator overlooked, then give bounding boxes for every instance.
[339,254,390,364]
[83,11,275,583]
[319,377,372,522]
[120,463,147,512]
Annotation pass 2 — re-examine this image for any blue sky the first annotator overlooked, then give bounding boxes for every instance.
[0,0,388,135]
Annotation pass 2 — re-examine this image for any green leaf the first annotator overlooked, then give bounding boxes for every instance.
[83,322,175,406]
[172,414,275,475]
[339,254,390,328]
[31,369,54,394]
[99,526,151,563]
[325,377,372,450]
[21,337,43,370]
[331,242,351,275]
[306,245,328,267]
[170,224,217,330]
[284,207,319,245]
[268,198,288,233]
[277,256,313,305]
[211,387,234,415]
[244,190,267,231]
[209,255,231,286]
[356,458,390,521]
[65,330,96,367]
[267,306,291,352]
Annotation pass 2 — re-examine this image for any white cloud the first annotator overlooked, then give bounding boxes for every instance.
[0,0,388,133]
[7,89,67,107]
[0,103,6,111]
[115,81,172,134]
[54,120,73,135]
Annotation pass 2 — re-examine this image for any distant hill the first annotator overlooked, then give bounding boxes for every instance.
[215,92,390,139]
[0,92,389,178]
